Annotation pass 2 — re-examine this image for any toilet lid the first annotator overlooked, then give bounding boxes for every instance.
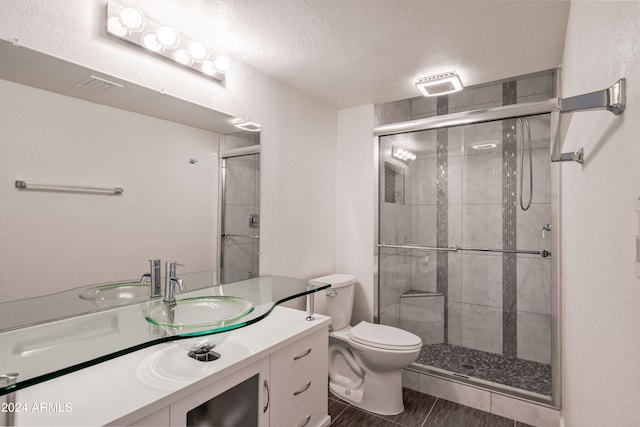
[348,321,422,350]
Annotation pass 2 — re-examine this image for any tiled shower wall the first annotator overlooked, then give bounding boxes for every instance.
[377,72,553,364]
[220,132,260,275]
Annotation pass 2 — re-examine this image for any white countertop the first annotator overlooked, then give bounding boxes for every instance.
[12,307,330,426]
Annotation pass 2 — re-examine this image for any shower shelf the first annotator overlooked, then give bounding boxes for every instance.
[378,243,551,258]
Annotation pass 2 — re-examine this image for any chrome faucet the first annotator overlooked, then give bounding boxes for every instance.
[140,259,162,298]
[164,261,186,304]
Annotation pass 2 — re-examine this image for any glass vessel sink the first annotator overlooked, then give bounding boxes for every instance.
[145,296,254,335]
[79,281,150,307]
[0,273,331,397]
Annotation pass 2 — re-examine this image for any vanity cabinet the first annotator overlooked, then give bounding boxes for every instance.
[12,307,330,427]
[270,329,328,427]
[125,324,329,427]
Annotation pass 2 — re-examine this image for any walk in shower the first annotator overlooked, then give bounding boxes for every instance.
[374,73,625,407]
[378,111,553,396]
[375,75,559,405]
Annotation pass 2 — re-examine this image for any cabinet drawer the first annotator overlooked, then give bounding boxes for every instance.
[271,328,327,388]
[270,359,328,426]
[276,390,329,427]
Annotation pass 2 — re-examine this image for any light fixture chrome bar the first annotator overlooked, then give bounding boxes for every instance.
[373,99,559,137]
[559,78,626,115]
[378,243,550,257]
[222,233,260,240]
[15,180,124,194]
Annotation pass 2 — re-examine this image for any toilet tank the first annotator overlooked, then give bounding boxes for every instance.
[309,274,355,331]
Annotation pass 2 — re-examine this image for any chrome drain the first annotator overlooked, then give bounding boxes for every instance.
[188,346,221,362]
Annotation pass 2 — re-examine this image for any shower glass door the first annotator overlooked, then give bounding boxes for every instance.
[220,153,260,279]
[378,113,553,402]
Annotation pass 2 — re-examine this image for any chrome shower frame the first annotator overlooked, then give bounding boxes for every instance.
[372,78,626,409]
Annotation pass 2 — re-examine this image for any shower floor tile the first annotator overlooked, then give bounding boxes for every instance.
[416,343,551,396]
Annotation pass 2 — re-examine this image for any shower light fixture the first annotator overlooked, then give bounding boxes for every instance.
[392,147,416,161]
[107,0,231,83]
[415,72,464,97]
[232,118,262,132]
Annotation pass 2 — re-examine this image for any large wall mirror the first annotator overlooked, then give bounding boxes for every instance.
[0,39,260,328]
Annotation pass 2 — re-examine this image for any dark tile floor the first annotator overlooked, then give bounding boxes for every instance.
[416,343,552,396]
[328,388,535,427]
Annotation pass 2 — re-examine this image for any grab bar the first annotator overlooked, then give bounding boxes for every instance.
[378,243,550,258]
[15,180,123,194]
[222,233,260,239]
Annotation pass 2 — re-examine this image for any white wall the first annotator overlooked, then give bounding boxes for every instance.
[0,79,220,300]
[336,105,375,323]
[0,0,338,288]
[560,1,640,425]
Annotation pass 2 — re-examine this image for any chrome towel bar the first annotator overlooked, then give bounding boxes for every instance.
[15,180,123,194]
[378,243,550,258]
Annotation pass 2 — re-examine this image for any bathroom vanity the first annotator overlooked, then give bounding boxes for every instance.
[0,274,332,426]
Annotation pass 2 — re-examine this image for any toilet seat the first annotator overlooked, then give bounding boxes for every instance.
[348,321,422,351]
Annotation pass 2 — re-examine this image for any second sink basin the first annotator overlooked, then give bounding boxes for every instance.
[79,281,150,307]
[145,296,255,335]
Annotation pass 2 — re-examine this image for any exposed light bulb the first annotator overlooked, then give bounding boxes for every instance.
[106,1,228,82]
[156,26,178,47]
[188,42,207,61]
[213,55,231,73]
[173,49,192,65]
[201,60,216,76]
[142,33,162,52]
[107,16,128,37]
[119,6,144,31]
[392,147,416,161]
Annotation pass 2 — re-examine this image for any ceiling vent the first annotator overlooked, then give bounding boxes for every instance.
[415,72,463,97]
[75,75,124,92]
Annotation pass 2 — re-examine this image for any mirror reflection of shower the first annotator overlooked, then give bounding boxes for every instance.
[219,134,260,282]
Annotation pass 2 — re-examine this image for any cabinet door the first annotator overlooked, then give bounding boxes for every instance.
[170,357,270,426]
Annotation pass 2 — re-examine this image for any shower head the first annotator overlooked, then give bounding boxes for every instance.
[415,72,463,97]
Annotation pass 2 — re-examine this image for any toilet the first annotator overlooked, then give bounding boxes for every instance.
[310,274,422,416]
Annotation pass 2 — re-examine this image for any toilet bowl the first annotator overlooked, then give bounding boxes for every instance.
[309,274,422,415]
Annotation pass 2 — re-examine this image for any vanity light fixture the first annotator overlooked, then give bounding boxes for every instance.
[415,72,464,97]
[232,118,262,132]
[107,0,231,83]
[392,146,416,161]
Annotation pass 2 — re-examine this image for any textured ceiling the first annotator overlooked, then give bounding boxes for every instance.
[133,0,570,109]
